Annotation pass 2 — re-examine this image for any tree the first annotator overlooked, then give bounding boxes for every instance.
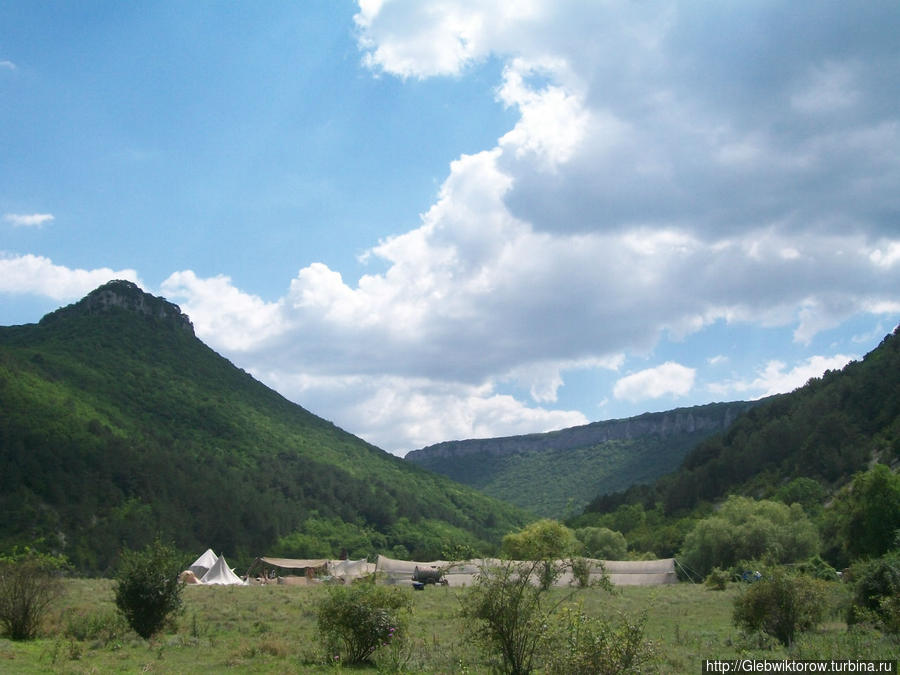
[575,527,627,560]
[838,464,900,560]
[114,540,185,639]
[679,496,819,578]
[502,519,578,589]
[0,550,65,640]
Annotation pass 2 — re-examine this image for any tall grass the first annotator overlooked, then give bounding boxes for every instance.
[0,579,896,673]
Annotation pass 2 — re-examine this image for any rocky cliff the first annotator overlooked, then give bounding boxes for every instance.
[405,401,757,461]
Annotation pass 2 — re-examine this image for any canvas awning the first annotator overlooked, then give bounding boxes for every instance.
[257,557,329,570]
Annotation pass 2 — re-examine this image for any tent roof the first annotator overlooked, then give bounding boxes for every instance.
[200,555,245,585]
[258,557,329,570]
[190,548,218,570]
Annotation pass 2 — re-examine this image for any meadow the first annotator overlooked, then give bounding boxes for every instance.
[0,578,897,673]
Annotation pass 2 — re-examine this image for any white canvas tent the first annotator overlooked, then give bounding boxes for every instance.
[189,548,218,578]
[200,555,246,585]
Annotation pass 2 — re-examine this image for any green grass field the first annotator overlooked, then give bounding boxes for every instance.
[0,579,896,673]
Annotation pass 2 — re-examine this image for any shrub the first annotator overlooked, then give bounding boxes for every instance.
[459,560,559,675]
[113,540,185,639]
[542,602,655,675]
[316,582,411,664]
[705,567,729,591]
[0,550,66,640]
[732,567,828,646]
[570,557,591,588]
[847,551,900,633]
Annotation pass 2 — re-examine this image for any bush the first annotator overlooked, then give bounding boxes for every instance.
[847,551,900,633]
[459,560,558,675]
[316,582,411,665]
[732,567,828,646]
[705,567,729,591]
[113,540,185,639]
[542,602,655,675]
[0,550,66,640]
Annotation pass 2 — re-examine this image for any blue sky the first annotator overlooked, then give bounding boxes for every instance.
[2,1,899,455]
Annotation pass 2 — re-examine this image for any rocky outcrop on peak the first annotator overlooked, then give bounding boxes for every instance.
[40,280,194,334]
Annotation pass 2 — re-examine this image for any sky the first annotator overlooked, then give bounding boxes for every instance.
[2,1,899,456]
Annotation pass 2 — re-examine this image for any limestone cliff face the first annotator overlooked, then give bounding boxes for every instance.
[40,280,195,334]
[405,401,756,461]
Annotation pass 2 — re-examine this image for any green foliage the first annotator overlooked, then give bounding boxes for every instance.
[585,327,900,563]
[502,519,577,560]
[316,583,411,664]
[847,551,900,633]
[410,402,752,519]
[0,549,66,640]
[502,519,579,590]
[542,602,655,675]
[679,496,819,578]
[732,567,829,647]
[113,540,185,639]
[826,464,900,564]
[0,283,529,573]
[575,527,627,560]
[705,567,729,591]
[774,477,826,515]
[459,560,557,675]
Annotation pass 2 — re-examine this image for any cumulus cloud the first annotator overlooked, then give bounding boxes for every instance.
[4,213,54,227]
[5,2,899,454]
[0,253,140,300]
[708,354,857,400]
[613,362,696,402]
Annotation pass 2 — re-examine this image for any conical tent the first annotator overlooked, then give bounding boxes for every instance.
[200,555,245,585]
[189,548,218,578]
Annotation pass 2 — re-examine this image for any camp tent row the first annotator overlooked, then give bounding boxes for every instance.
[184,550,678,587]
[374,555,678,587]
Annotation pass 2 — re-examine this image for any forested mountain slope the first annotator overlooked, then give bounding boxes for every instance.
[0,281,529,573]
[406,401,756,518]
[584,325,900,522]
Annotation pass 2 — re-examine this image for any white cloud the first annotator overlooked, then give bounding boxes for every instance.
[4,213,54,227]
[613,362,696,403]
[252,370,587,454]
[0,253,140,300]
[708,354,857,400]
[0,60,15,70]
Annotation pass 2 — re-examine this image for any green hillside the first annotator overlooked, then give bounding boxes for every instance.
[0,281,529,574]
[406,402,755,518]
[576,325,900,563]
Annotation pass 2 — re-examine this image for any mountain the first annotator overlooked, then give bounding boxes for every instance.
[405,401,757,518]
[580,325,900,538]
[0,281,529,573]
